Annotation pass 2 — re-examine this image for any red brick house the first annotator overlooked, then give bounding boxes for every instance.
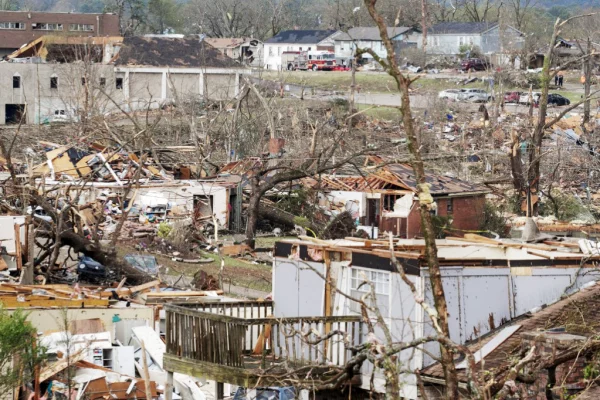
[310,162,489,238]
[0,11,119,56]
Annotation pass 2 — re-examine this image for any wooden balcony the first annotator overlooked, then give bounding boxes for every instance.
[163,303,365,388]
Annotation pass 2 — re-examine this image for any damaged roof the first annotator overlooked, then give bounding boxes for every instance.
[204,37,259,49]
[115,36,243,68]
[421,281,600,385]
[265,30,338,44]
[312,163,489,196]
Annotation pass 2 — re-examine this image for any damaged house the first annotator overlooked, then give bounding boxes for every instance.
[307,160,489,238]
[0,35,250,124]
[267,236,600,398]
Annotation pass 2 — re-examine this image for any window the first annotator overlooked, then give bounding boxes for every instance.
[277,46,282,56]
[50,76,58,89]
[115,77,123,90]
[0,22,25,30]
[32,23,63,31]
[99,77,106,87]
[459,36,465,46]
[81,77,86,86]
[299,47,302,51]
[12,75,20,89]
[349,268,390,315]
[447,198,453,213]
[69,24,94,32]
[54,110,65,116]
[268,46,274,56]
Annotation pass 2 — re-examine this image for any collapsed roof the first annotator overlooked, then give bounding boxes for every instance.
[421,279,600,386]
[114,36,243,68]
[307,162,490,196]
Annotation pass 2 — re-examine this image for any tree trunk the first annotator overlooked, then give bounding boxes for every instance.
[529,21,557,216]
[362,1,460,397]
[583,37,592,126]
[245,185,261,249]
[421,0,428,52]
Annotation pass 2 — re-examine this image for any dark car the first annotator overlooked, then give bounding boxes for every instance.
[461,58,489,71]
[504,91,521,103]
[233,387,295,400]
[547,93,571,106]
[77,256,107,281]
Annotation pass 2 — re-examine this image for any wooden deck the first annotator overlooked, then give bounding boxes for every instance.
[164,303,364,387]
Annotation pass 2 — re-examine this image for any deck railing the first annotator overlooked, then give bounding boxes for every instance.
[165,304,364,371]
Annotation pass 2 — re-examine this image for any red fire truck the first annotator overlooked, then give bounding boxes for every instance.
[282,50,337,71]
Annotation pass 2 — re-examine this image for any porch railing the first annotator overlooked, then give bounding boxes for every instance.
[165,304,364,371]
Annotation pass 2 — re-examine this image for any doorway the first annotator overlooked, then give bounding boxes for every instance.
[5,104,26,124]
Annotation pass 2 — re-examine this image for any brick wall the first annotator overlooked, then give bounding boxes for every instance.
[406,194,486,238]
[518,332,588,400]
[0,11,120,51]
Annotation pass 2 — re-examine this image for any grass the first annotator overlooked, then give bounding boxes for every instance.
[116,243,273,293]
[260,70,489,94]
[357,104,401,120]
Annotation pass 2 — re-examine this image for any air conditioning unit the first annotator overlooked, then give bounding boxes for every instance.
[31,23,37,26]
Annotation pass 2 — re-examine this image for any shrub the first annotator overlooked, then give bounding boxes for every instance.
[479,201,509,237]
[157,222,173,238]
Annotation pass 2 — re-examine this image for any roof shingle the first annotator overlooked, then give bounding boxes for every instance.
[429,22,498,35]
[264,30,338,44]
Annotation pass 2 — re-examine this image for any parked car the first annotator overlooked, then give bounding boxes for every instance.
[438,89,461,101]
[458,88,492,103]
[461,58,490,71]
[518,92,541,105]
[77,256,107,282]
[548,93,571,106]
[504,91,522,103]
[233,387,295,400]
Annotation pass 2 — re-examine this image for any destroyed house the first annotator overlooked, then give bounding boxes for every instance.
[421,279,600,399]
[308,163,489,238]
[29,142,243,230]
[269,236,600,398]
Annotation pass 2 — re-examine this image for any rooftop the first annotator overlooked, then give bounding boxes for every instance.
[335,26,413,41]
[114,36,243,68]
[204,37,259,48]
[429,21,499,35]
[305,161,490,196]
[264,29,338,44]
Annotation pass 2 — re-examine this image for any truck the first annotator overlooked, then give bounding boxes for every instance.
[282,50,336,71]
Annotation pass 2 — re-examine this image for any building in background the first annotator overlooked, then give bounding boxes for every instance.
[204,37,264,67]
[333,26,419,66]
[417,22,523,60]
[0,36,249,125]
[0,11,119,57]
[263,29,338,70]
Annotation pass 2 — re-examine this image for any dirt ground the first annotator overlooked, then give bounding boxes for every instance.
[116,236,289,294]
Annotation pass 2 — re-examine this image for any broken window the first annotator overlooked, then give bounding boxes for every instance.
[50,76,58,89]
[81,77,86,86]
[447,198,453,213]
[115,77,123,89]
[32,23,62,30]
[12,75,20,89]
[99,77,106,87]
